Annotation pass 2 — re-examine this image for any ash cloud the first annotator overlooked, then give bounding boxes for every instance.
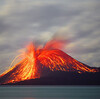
[0,0,100,73]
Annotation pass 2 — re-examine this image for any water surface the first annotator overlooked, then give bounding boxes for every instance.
[0,86,100,99]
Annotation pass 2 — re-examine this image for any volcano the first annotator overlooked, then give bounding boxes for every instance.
[0,40,99,85]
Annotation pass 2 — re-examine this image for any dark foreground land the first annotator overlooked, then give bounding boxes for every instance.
[2,71,100,85]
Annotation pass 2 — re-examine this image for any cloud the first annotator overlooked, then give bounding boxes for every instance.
[0,0,100,73]
[55,2,100,67]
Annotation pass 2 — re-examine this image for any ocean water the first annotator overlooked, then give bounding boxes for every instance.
[0,86,100,99]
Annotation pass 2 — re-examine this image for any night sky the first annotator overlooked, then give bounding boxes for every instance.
[0,0,100,74]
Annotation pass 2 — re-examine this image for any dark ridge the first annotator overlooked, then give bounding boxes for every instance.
[1,71,100,85]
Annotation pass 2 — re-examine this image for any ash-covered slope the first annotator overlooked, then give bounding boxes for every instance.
[2,71,100,85]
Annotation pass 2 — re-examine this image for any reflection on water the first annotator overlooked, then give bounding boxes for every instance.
[0,86,100,99]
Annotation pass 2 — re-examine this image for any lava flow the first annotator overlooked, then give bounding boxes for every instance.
[0,40,99,84]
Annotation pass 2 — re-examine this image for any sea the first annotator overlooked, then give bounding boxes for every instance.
[0,86,100,99]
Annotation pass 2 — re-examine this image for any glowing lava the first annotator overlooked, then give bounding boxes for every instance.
[0,40,99,84]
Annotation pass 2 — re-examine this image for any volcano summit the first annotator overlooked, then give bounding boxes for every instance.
[0,40,99,85]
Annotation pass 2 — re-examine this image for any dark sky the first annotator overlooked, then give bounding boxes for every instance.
[0,0,100,73]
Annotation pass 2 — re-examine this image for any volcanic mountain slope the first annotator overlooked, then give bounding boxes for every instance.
[0,41,99,85]
[4,71,100,85]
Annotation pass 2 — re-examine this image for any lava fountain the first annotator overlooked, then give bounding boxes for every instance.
[0,40,99,84]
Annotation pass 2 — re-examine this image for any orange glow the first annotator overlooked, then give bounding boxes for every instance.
[0,40,99,84]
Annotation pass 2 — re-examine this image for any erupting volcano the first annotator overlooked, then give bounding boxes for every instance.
[0,39,99,85]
